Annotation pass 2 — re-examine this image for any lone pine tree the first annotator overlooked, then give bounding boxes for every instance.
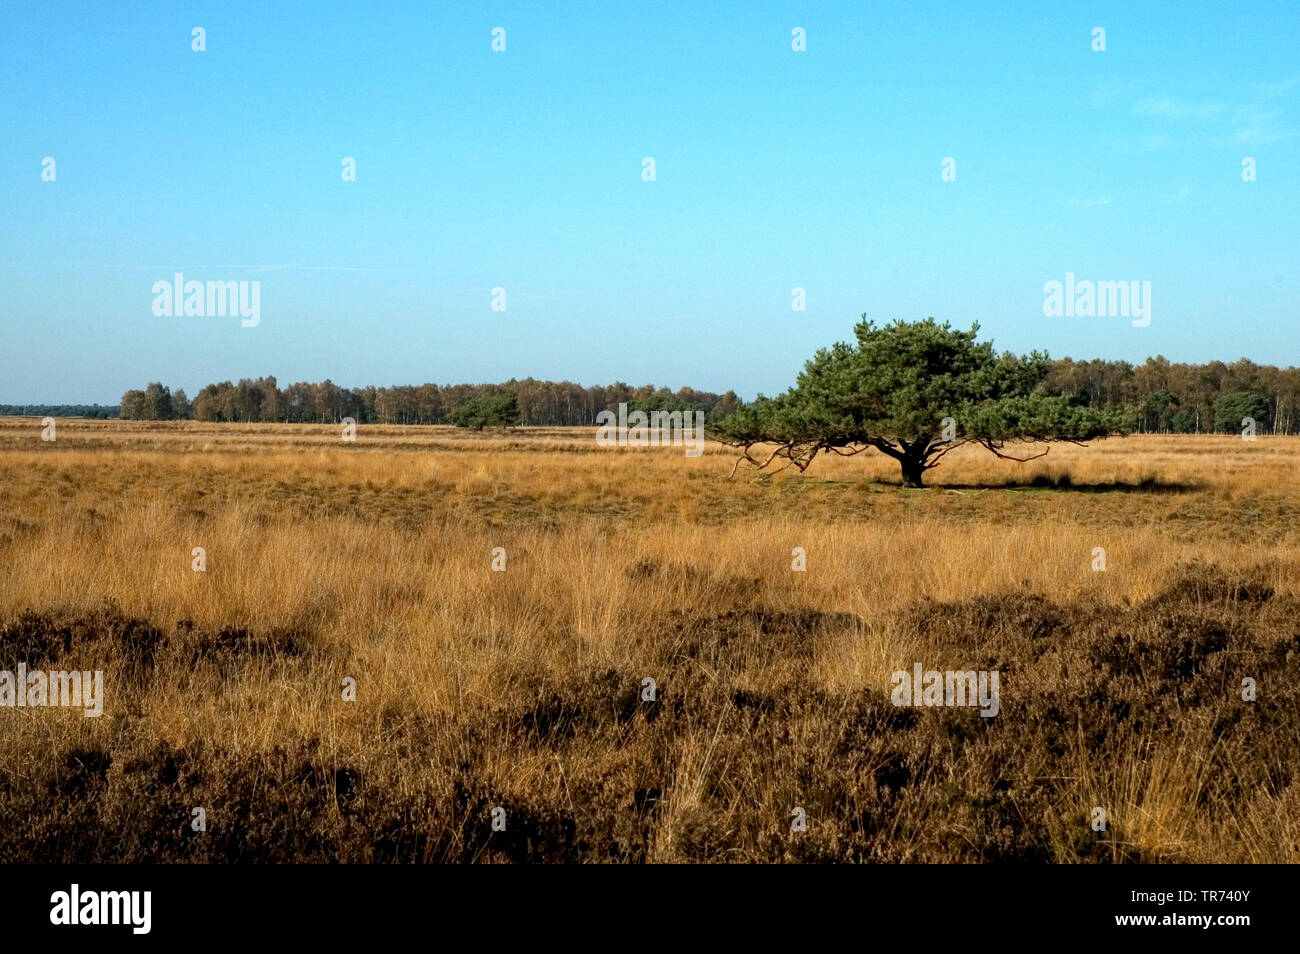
[719,316,1131,487]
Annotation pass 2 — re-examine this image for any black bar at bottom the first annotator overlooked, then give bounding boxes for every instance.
[0,863,1276,942]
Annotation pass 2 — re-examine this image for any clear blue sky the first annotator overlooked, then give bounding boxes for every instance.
[2,0,1297,403]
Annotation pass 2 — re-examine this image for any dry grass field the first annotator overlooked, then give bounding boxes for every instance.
[1,417,1298,862]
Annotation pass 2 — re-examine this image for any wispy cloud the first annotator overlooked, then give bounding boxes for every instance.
[1067,196,1113,208]
[1253,75,1300,99]
[1228,104,1295,145]
[243,263,411,274]
[81,263,413,274]
[1134,96,1224,120]
[1133,78,1296,146]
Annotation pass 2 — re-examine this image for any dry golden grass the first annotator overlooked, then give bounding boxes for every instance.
[1,417,1298,862]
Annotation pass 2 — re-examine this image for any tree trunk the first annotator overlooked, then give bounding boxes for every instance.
[900,457,925,488]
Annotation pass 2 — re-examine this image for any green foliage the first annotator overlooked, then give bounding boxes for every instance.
[719,316,1132,486]
[107,378,738,426]
[1139,389,1180,433]
[626,386,736,421]
[1213,391,1271,434]
[119,390,147,420]
[0,405,118,419]
[142,382,173,421]
[1170,408,1196,433]
[448,393,521,430]
[1042,354,1300,434]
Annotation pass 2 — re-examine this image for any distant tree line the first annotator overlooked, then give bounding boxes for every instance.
[19,354,1300,435]
[117,377,742,427]
[1042,356,1300,434]
[0,404,119,418]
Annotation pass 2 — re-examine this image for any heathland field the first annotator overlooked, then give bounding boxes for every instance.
[1,418,1298,862]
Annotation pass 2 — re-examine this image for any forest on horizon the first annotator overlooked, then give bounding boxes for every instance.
[6,353,1300,434]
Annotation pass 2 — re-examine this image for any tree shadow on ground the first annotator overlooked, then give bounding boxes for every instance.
[925,474,1205,493]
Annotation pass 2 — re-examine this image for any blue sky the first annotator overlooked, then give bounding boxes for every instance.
[2,0,1297,403]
